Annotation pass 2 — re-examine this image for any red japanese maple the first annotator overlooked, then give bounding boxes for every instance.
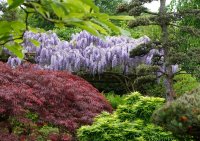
[0,62,112,140]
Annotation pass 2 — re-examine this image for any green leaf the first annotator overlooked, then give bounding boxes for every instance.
[98,19,121,35]
[11,21,26,33]
[79,0,99,12]
[29,27,45,33]
[73,22,101,37]
[0,34,11,43]
[5,42,24,59]
[29,39,40,47]
[109,16,134,20]
[91,18,111,34]
[8,0,24,9]
[31,2,47,18]
[14,39,23,44]
[51,3,65,18]
[119,27,131,37]
[0,21,12,34]
[0,47,2,55]
[88,21,108,35]
[63,1,85,12]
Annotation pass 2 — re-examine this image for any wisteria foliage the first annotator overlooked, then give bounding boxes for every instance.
[7,31,154,74]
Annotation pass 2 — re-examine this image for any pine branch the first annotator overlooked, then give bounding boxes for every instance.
[170,23,200,37]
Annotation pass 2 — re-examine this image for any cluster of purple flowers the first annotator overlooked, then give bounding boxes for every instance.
[7,30,178,74]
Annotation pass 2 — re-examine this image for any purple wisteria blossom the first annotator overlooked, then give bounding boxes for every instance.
[9,30,174,74]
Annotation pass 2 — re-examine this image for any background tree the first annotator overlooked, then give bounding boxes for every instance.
[117,0,200,101]
[0,2,21,21]
[94,0,124,14]
[153,87,200,140]
[169,0,200,80]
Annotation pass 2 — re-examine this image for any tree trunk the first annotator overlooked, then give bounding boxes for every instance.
[160,0,176,101]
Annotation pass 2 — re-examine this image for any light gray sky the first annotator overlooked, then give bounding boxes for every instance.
[126,0,172,12]
[144,0,172,12]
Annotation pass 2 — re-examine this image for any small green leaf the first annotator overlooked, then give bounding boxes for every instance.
[51,3,65,18]
[8,0,24,9]
[91,19,111,34]
[98,19,121,35]
[73,22,101,37]
[5,42,24,59]
[14,39,23,44]
[79,0,99,12]
[29,27,45,33]
[109,16,134,20]
[11,21,26,33]
[119,27,131,37]
[88,21,108,35]
[31,3,46,18]
[0,21,12,34]
[29,39,40,47]
[0,47,2,55]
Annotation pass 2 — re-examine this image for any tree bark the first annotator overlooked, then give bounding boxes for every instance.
[160,0,176,101]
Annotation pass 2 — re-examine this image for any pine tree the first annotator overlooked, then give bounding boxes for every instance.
[117,0,200,101]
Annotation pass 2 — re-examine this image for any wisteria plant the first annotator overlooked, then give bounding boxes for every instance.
[8,31,153,75]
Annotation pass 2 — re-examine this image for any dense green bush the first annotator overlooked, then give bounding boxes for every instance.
[152,90,200,140]
[132,64,166,98]
[78,92,177,141]
[104,91,125,109]
[173,73,199,97]
[53,27,82,41]
[116,92,165,122]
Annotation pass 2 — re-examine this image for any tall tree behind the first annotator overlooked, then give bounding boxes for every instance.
[0,2,20,21]
[94,0,124,14]
[170,0,200,80]
[117,0,200,101]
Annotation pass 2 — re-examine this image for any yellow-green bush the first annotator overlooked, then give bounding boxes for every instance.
[77,92,177,141]
[173,73,199,97]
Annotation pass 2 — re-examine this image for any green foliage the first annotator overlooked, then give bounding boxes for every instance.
[183,48,200,80]
[26,112,39,122]
[0,2,21,21]
[38,125,59,137]
[78,92,176,141]
[118,0,200,101]
[173,73,199,97]
[152,90,200,140]
[28,13,55,31]
[169,0,200,81]
[117,92,165,122]
[143,83,166,98]
[119,21,161,40]
[132,64,166,98]
[53,27,81,41]
[7,0,24,9]
[104,91,125,109]
[130,44,151,57]
[9,111,66,140]
[94,0,123,14]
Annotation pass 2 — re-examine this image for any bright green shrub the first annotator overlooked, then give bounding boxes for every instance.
[117,92,165,122]
[104,91,125,109]
[152,90,200,140]
[173,73,199,97]
[78,92,177,141]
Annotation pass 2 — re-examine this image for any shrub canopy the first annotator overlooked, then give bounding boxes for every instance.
[0,61,112,139]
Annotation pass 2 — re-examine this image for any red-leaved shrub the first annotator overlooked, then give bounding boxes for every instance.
[0,62,112,140]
